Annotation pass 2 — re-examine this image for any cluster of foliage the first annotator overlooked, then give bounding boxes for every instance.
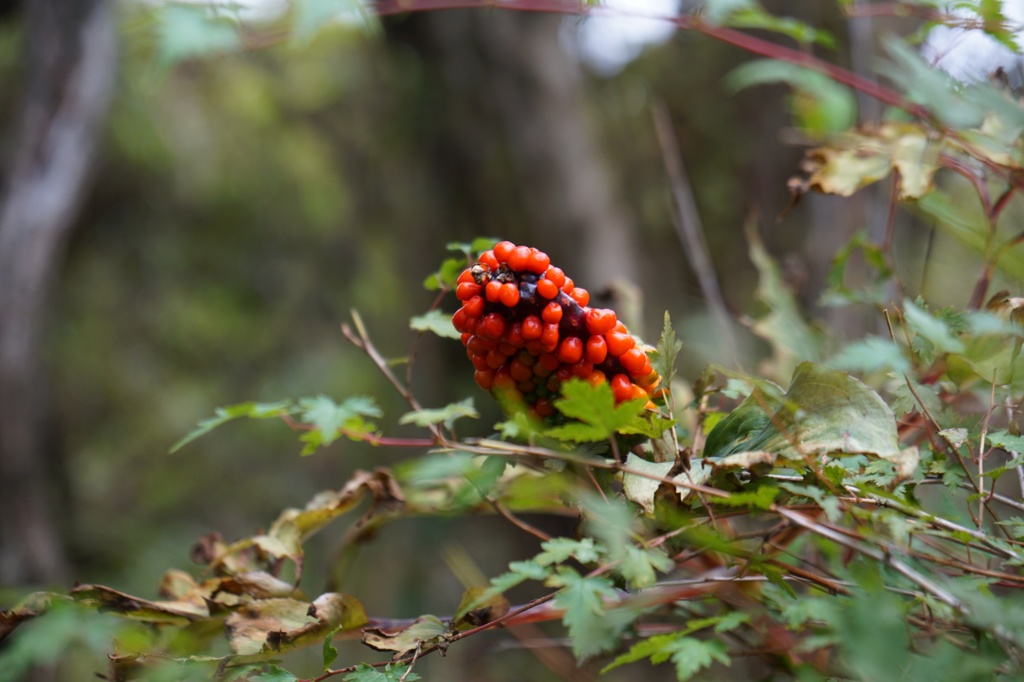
[8,0,1024,680]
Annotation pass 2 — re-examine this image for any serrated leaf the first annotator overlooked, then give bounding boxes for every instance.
[322,624,341,671]
[619,545,674,589]
[409,309,461,340]
[601,632,730,678]
[546,568,633,660]
[535,537,603,566]
[488,560,550,595]
[170,400,291,453]
[298,395,382,454]
[903,299,966,354]
[399,398,477,429]
[652,312,683,385]
[545,379,664,442]
[423,256,466,291]
[252,665,299,681]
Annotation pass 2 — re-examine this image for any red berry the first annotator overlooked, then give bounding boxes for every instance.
[498,341,518,356]
[452,308,473,333]
[586,370,606,387]
[537,279,558,299]
[493,367,515,390]
[486,350,506,369]
[510,358,533,382]
[535,398,555,418]
[493,241,515,263]
[585,335,608,364]
[557,337,583,364]
[471,354,490,371]
[479,250,499,270]
[456,282,481,301]
[478,313,506,340]
[485,280,502,303]
[541,323,560,351]
[570,287,589,307]
[463,295,484,317]
[521,315,542,340]
[610,374,633,403]
[571,360,594,378]
[507,246,531,272]
[499,282,520,307]
[541,302,563,324]
[460,332,472,346]
[619,347,647,375]
[606,331,634,357]
[517,350,537,366]
[526,250,551,274]
[457,269,475,284]
[538,353,561,372]
[466,335,494,355]
[561,277,574,293]
[585,308,617,335]
[475,369,495,390]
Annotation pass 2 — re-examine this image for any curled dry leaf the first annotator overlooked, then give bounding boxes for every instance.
[225,593,368,657]
[363,614,449,658]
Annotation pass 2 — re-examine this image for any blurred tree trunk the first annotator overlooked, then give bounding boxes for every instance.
[0,0,115,588]
[385,9,640,290]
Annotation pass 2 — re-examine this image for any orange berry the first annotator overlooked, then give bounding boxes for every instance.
[493,241,515,263]
[526,250,551,274]
[542,302,563,324]
[585,308,617,335]
[485,280,502,302]
[610,374,633,403]
[499,282,520,307]
[456,282,481,301]
[537,279,558,299]
[562,277,574,293]
[570,287,589,307]
[479,250,499,270]
[475,369,495,390]
[478,313,506,340]
[619,348,647,375]
[463,295,484,317]
[544,266,566,288]
[507,246,531,272]
[613,321,627,333]
[606,331,634,357]
[585,335,608,364]
[631,385,648,401]
[458,269,475,284]
[586,370,607,387]
[557,337,583,364]
[521,315,542,340]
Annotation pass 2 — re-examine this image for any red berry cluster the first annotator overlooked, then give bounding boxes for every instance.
[452,241,660,421]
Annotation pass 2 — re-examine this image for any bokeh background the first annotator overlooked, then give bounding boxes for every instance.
[2,0,1022,679]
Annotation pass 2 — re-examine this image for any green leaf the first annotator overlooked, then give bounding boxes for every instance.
[618,545,675,589]
[409,309,461,340]
[547,568,633,660]
[989,430,1024,452]
[545,379,668,442]
[322,624,341,672]
[728,60,854,136]
[157,4,240,65]
[298,395,381,455]
[602,632,730,679]
[715,485,779,511]
[253,666,299,682]
[652,312,683,386]
[488,560,550,594]
[621,454,674,514]
[703,382,785,458]
[342,663,419,682]
[903,299,966,355]
[422,256,466,291]
[399,398,478,430]
[828,336,910,375]
[170,400,291,453]
[535,537,603,566]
